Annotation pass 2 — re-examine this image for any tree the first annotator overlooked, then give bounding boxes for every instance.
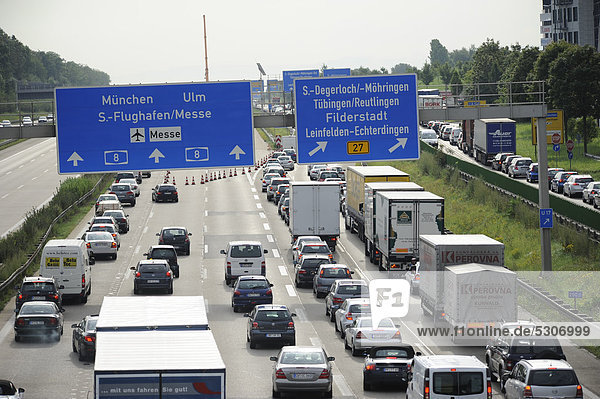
[351,66,388,76]
[450,69,462,96]
[420,63,434,85]
[429,39,449,66]
[437,63,452,88]
[449,45,476,65]
[391,63,414,74]
[547,45,600,152]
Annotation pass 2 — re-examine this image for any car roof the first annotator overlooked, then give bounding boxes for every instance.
[138,259,170,266]
[570,174,593,179]
[23,276,55,283]
[237,275,268,281]
[229,240,262,245]
[343,297,370,305]
[149,245,177,250]
[300,254,332,260]
[161,226,187,231]
[337,279,367,285]
[158,183,176,188]
[255,304,289,311]
[519,359,573,370]
[280,346,325,353]
[319,263,349,269]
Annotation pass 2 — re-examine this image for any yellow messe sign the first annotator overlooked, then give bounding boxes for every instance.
[532,110,564,145]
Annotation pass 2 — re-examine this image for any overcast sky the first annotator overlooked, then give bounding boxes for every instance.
[0,0,542,85]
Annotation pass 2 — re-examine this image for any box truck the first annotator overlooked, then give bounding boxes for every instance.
[418,234,505,323]
[373,191,444,271]
[473,118,517,165]
[345,166,410,241]
[289,182,340,251]
[363,182,424,264]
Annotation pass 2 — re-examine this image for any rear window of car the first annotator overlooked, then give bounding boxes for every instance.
[104,211,124,218]
[230,245,262,258]
[337,284,368,294]
[255,310,290,321]
[159,186,176,192]
[348,304,371,313]
[322,268,351,278]
[111,185,130,191]
[302,245,330,254]
[86,319,98,331]
[20,303,56,314]
[22,282,55,293]
[86,232,113,240]
[511,339,562,355]
[90,225,115,233]
[280,351,325,364]
[530,165,538,172]
[150,249,177,258]
[238,280,269,289]
[373,348,413,358]
[163,229,186,237]
[575,178,593,184]
[139,264,168,273]
[301,258,330,268]
[528,369,578,386]
[516,159,532,166]
[421,132,437,139]
[433,372,484,395]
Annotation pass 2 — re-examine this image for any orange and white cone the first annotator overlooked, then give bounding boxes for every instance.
[234,168,237,176]
[185,177,189,185]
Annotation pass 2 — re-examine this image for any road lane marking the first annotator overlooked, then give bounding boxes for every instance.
[256,203,262,209]
[253,194,259,200]
[204,210,208,216]
[267,234,274,242]
[259,212,266,219]
[134,245,140,254]
[203,225,207,232]
[337,245,345,253]
[293,307,307,322]
[31,176,38,180]
[30,158,36,163]
[143,226,148,234]
[18,164,23,168]
[263,223,270,230]
[272,248,280,258]
[285,284,297,297]
[43,169,48,173]
[149,211,154,218]
[17,185,24,189]
[204,244,209,254]
[278,266,288,276]
[0,314,15,343]
[251,187,256,193]
[205,197,208,203]
[1,194,8,199]
[5,171,11,175]
[333,370,353,397]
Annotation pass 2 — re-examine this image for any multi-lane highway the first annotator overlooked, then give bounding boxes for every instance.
[0,132,599,398]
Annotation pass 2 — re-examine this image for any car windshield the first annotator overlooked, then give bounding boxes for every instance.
[255,310,290,321]
[231,245,262,258]
[337,285,367,295]
[422,132,437,139]
[528,370,578,386]
[433,372,484,395]
[22,282,55,293]
[302,245,329,254]
[373,348,413,358]
[238,280,269,289]
[86,232,113,241]
[280,351,325,365]
[139,264,167,273]
[164,229,186,237]
[20,303,56,314]
[348,304,371,313]
[111,185,130,191]
[86,319,98,331]
[151,249,176,258]
[322,268,350,278]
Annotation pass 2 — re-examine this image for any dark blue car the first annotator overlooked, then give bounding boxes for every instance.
[232,275,273,312]
[526,163,538,183]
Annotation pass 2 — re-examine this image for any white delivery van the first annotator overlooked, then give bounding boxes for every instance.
[407,355,491,399]
[220,241,268,285]
[39,239,94,303]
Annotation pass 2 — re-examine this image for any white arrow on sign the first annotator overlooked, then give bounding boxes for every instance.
[149,148,165,163]
[308,141,328,157]
[388,138,408,153]
[229,145,246,160]
[67,152,83,166]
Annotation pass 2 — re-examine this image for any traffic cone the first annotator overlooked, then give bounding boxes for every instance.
[234,168,237,176]
[192,176,196,185]
[199,176,203,184]
[218,171,222,179]
[185,177,189,185]
[206,173,209,182]
[242,167,245,175]
[222,170,226,179]
[172,176,176,185]
[255,164,259,170]
[209,173,213,181]
[229,169,232,177]
[248,167,252,173]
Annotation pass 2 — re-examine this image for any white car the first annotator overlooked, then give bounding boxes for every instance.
[118,178,141,196]
[344,317,402,356]
[582,181,600,204]
[334,297,371,338]
[277,155,294,171]
[1,120,11,127]
[420,129,438,147]
[21,116,32,126]
[563,174,594,198]
[291,236,323,264]
[82,231,118,260]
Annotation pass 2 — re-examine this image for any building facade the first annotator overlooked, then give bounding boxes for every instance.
[541,0,599,50]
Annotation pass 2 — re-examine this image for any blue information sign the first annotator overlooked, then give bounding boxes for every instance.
[323,68,351,77]
[55,82,254,174]
[540,208,553,229]
[568,151,574,160]
[568,291,583,299]
[553,144,560,152]
[294,74,419,164]
[283,70,319,92]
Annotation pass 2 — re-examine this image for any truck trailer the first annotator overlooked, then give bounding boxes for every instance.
[289,182,340,250]
[418,234,505,323]
[473,118,516,165]
[363,182,424,264]
[345,166,410,241]
[373,191,444,271]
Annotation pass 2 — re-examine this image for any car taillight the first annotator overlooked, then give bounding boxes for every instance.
[287,321,294,329]
[320,270,324,276]
[127,191,133,195]
[424,382,430,399]
[185,237,189,242]
[523,385,533,398]
[135,272,141,277]
[111,242,117,248]
[48,318,57,325]
[53,294,59,300]
[16,318,25,325]
[392,330,402,339]
[333,297,344,304]
[234,290,241,296]
[159,238,164,243]
[82,274,86,288]
[331,237,336,241]
[266,289,272,295]
[319,369,330,379]
[576,385,583,399]
[174,191,178,195]
[109,192,115,195]
[85,336,95,342]
[365,363,375,371]
[18,294,23,300]
[261,261,265,275]
[157,191,162,195]
[275,369,286,379]
[252,322,259,329]
[328,254,333,259]
[356,331,365,339]
[112,233,117,239]
[506,360,513,370]
[415,274,421,280]
[298,269,306,274]
[346,312,353,320]
[166,271,171,277]
[86,242,91,248]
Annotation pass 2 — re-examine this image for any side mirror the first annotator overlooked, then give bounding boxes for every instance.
[292,246,298,251]
[18,388,25,393]
[156,233,160,236]
[243,313,250,317]
[126,214,129,217]
[71,323,78,328]
[60,308,65,313]
[130,266,136,271]
[291,313,297,317]
[264,249,269,254]
[269,283,274,287]
[59,285,65,289]
[350,271,355,274]
[220,250,226,255]
[327,356,335,361]
[188,232,192,236]
[89,257,95,266]
[14,308,18,313]
[270,356,278,361]
[415,351,422,356]
[143,253,148,256]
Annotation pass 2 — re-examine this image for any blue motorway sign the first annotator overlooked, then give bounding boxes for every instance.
[55,82,254,174]
[293,74,419,164]
[568,291,583,299]
[283,70,319,92]
[568,151,574,160]
[540,208,553,229]
[323,68,351,77]
[553,144,560,152]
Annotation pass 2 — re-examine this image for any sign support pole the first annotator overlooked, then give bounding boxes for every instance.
[536,116,552,273]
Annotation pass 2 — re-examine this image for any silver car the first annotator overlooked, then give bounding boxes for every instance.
[88,223,121,249]
[334,297,371,338]
[582,181,600,204]
[404,262,421,294]
[344,317,402,356]
[277,155,294,171]
[312,264,353,298]
[262,173,281,192]
[508,157,532,178]
[503,359,582,399]
[270,346,334,398]
[563,174,594,198]
[118,178,140,196]
[82,231,117,260]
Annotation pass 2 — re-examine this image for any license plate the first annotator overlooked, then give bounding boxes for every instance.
[163,192,171,195]
[95,242,109,247]
[248,293,260,297]
[147,280,159,283]
[384,368,400,372]
[29,321,44,325]
[32,296,45,300]
[293,373,313,380]
[240,263,252,267]
[266,333,281,338]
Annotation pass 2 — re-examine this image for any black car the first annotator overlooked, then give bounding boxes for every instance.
[14,301,64,342]
[15,276,63,311]
[102,209,130,233]
[294,254,333,288]
[144,245,180,277]
[157,226,191,255]
[115,171,136,183]
[109,183,136,206]
[152,184,178,203]
[232,275,273,312]
[131,260,174,295]
[71,314,99,361]
[363,345,416,391]
[0,380,24,397]
[245,304,296,349]
[485,335,566,382]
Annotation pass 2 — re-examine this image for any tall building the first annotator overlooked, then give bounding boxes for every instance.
[540,0,599,50]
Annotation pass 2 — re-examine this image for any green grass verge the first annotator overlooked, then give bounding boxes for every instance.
[0,138,27,151]
[258,129,276,149]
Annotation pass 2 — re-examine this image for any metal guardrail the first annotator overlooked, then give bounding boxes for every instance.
[0,175,106,293]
